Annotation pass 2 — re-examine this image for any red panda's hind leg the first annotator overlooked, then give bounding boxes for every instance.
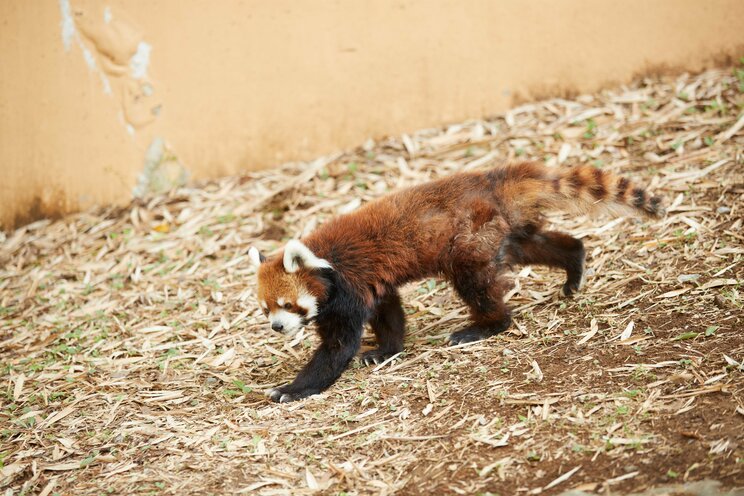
[361,290,406,366]
[448,266,513,345]
[503,229,585,296]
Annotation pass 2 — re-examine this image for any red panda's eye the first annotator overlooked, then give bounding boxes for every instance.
[284,302,292,310]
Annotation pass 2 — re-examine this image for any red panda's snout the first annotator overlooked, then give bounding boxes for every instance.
[257,291,318,337]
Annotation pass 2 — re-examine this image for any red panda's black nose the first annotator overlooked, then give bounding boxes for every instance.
[271,322,284,332]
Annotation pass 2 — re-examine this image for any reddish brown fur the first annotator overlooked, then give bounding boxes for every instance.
[255,161,663,402]
[288,162,660,307]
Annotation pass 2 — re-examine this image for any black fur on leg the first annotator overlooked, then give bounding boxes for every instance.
[448,314,512,345]
[448,263,513,345]
[361,289,406,366]
[267,271,369,403]
[502,227,585,297]
[266,337,361,402]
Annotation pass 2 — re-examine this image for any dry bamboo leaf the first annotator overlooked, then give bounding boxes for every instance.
[577,318,599,345]
[543,465,581,490]
[619,321,634,341]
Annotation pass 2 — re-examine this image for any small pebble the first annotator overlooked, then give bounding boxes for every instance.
[717,206,731,214]
[714,295,731,309]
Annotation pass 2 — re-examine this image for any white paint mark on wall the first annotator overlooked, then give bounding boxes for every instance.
[57,1,112,95]
[58,0,76,51]
[80,44,112,95]
[81,46,97,70]
[133,138,165,197]
[130,42,152,80]
[55,2,178,193]
[133,138,188,198]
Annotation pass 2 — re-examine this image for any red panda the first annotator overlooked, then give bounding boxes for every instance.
[249,161,663,403]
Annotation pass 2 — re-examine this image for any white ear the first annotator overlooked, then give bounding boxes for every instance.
[283,240,332,273]
[248,247,264,267]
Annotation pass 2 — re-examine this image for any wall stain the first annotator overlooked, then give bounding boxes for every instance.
[8,194,65,232]
[71,5,162,133]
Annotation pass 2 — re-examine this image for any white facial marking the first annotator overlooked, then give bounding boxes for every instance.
[269,309,303,337]
[283,240,332,273]
[277,297,286,307]
[297,292,318,319]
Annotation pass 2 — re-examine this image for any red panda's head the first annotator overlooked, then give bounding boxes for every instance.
[248,240,331,337]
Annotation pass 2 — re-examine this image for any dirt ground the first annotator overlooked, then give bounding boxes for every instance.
[1,67,743,495]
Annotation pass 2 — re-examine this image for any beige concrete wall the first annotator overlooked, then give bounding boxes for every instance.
[2,0,743,230]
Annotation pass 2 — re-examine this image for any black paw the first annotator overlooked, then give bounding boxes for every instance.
[448,318,511,346]
[562,259,585,297]
[360,348,400,367]
[448,327,490,345]
[265,385,316,403]
[561,279,581,297]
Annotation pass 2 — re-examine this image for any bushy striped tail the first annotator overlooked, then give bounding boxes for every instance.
[551,164,664,217]
[498,162,664,219]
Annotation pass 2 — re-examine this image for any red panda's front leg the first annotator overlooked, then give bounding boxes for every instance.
[361,290,406,366]
[266,320,363,403]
